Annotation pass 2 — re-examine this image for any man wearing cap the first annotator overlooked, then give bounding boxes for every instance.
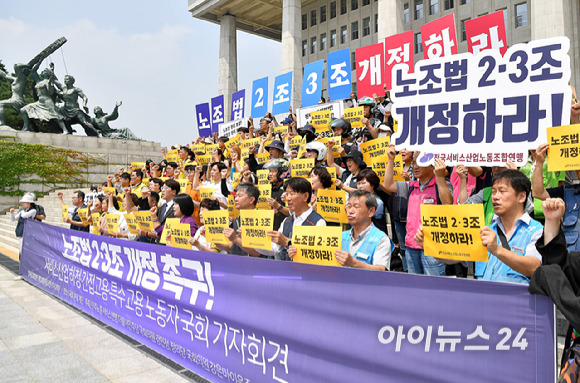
[248,139,288,173]
[58,190,90,232]
[329,147,367,197]
[383,146,453,276]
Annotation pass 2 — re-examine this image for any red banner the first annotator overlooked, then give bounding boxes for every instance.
[420,13,458,59]
[384,31,415,91]
[465,11,507,56]
[356,42,385,98]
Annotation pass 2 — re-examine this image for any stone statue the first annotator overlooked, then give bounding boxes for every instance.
[0,63,30,128]
[54,74,99,136]
[20,63,69,134]
[91,102,138,140]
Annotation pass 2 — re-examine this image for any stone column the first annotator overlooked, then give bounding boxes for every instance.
[219,14,237,122]
[280,0,302,114]
[377,0,403,44]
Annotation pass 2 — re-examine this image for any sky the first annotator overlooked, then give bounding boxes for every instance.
[0,0,281,147]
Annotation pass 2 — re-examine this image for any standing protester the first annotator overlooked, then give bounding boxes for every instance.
[58,190,90,232]
[11,193,37,238]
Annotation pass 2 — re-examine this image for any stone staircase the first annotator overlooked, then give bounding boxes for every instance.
[0,189,86,257]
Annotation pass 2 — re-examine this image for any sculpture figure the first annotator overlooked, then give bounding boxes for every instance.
[55,74,99,136]
[0,63,30,127]
[91,102,138,140]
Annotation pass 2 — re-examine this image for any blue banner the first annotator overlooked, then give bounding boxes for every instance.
[251,77,269,118]
[272,71,293,116]
[195,102,211,137]
[301,60,324,108]
[327,48,352,101]
[230,89,245,121]
[211,95,225,134]
[20,220,556,383]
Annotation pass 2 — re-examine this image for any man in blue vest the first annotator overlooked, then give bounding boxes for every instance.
[416,169,543,284]
[259,177,326,260]
[336,189,392,271]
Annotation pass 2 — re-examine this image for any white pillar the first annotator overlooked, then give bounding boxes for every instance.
[281,0,302,113]
[219,14,238,122]
[377,0,403,43]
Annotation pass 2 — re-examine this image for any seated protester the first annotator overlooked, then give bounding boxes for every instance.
[528,198,580,373]
[357,168,388,235]
[165,194,199,245]
[383,146,453,276]
[151,179,180,242]
[330,148,367,198]
[309,166,334,213]
[290,189,392,270]
[101,191,137,240]
[531,143,580,251]
[263,158,291,230]
[58,190,90,232]
[165,162,179,179]
[258,177,326,261]
[192,162,232,209]
[216,182,263,257]
[189,199,226,253]
[303,141,328,167]
[10,193,37,238]
[130,169,146,198]
[417,169,543,283]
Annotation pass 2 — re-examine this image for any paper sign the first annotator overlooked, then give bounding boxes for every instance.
[421,13,458,59]
[77,207,89,225]
[240,209,274,250]
[465,11,507,56]
[170,222,192,249]
[196,102,212,137]
[291,158,315,178]
[327,48,352,101]
[360,136,391,165]
[257,184,272,210]
[240,137,260,150]
[317,137,340,158]
[251,76,269,118]
[104,187,116,195]
[191,144,206,155]
[166,149,180,163]
[202,210,229,245]
[547,124,580,171]
[255,152,271,165]
[211,95,225,134]
[292,226,342,267]
[288,135,303,152]
[257,169,270,185]
[196,154,212,166]
[356,42,385,98]
[311,110,332,133]
[272,71,293,116]
[296,101,344,129]
[133,211,153,232]
[131,162,146,171]
[228,194,239,218]
[200,187,215,200]
[177,179,189,192]
[372,154,404,184]
[302,60,325,108]
[384,30,415,90]
[317,189,348,223]
[327,167,337,179]
[91,212,100,235]
[105,214,119,234]
[421,204,488,262]
[62,205,69,223]
[224,134,241,152]
[160,217,180,245]
[343,106,365,129]
[124,213,140,235]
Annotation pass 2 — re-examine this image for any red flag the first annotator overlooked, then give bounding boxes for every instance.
[355,43,384,98]
[420,13,458,59]
[384,31,415,91]
[465,11,507,56]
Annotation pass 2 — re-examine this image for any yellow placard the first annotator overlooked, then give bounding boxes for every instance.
[317,137,340,158]
[177,178,189,192]
[343,106,365,129]
[257,169,270,185]
[291,158,315,178]
[288,135,303,152]
[202,210,229,245]
[421,204,488,262]
[104,187,116,195]
[166,149,180,163]
[392,154,405,182]
[360,136,391,166]
[255,152,271,165]
[317,189,348,223]
[91,212,100,235]
[196,154,212,166]
[62,205,69,223]
[224,134,241,151]
[131,162,146,171]
[105,214,119,234]
[170,223,192,249]
[297,136,308,158]
[232,172,241,190]
[327,166,337,179]
[240,209,274,250]
[257,184,272,210]
[200,187,215,200]
[310,110,331,133]
[133,211,153,232]
[393,119,398,133]
[547,124,580,171]
[160,217,180,245]
[273,125,288,136]
[205,143,219,154]
[77,207,89,225]
[292,226,342,267]
[240,137,260,150]
[124,213,140,235]
[371,154,404,184]
[228,194,239,218]
[191,143,206,155]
